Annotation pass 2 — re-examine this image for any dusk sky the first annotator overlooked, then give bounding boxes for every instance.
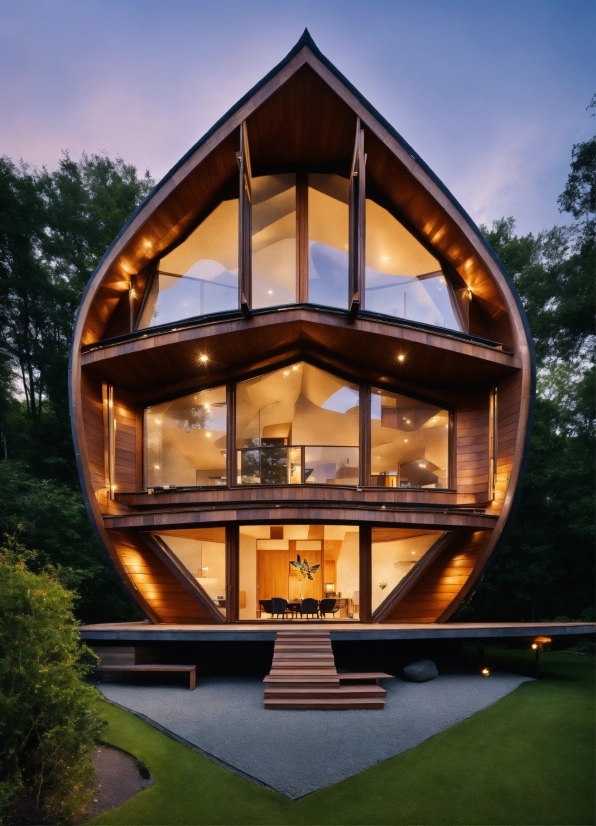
[1,0,593,236]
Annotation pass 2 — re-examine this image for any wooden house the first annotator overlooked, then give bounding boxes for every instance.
[70,31,534,627]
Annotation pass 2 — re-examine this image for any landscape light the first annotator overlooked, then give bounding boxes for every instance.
[481,668,490,676]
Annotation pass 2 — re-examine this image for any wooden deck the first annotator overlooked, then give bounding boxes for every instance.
[79,621,595,643]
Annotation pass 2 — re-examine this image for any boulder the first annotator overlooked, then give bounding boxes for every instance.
[402,659,439,682]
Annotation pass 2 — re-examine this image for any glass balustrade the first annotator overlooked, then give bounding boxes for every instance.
[236,445,359,486]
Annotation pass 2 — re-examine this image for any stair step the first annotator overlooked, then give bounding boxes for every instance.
[265,686,386,700]
[264,698,385,710]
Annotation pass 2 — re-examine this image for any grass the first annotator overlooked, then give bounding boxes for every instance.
[90,648,595,825]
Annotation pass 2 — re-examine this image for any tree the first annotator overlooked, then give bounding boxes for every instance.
[0,462,141,625]
[0,535,104,824]
[0,153,154,484]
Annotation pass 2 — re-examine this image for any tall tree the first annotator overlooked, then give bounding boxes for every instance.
[0,153,153,483]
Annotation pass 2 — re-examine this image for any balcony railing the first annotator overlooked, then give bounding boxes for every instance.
[236,445,359,486]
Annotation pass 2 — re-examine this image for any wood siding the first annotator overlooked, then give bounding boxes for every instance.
[384,529,492,622]
[456,392,490,504]
[111,531,216,623]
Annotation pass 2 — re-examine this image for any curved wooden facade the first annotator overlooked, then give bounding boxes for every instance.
[70,32,534,625]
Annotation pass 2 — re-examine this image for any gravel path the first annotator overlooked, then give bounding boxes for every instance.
[98,672,531,799]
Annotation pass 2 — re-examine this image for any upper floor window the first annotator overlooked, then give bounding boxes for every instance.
[141,368,453,491]
[308,174,350,310]
[138,199,239,328]
[364,200,462,330]
[145,385,227,488]
[251,174,297,309]
[236,362,359,485]
[370,388,449,488]
[133,122,466,334]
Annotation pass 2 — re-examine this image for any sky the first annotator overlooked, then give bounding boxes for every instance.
[1,0,593,236]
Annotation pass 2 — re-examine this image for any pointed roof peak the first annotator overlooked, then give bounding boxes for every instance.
[296,28,317,49]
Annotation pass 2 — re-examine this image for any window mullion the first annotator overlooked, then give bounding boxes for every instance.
[297,170,308,303]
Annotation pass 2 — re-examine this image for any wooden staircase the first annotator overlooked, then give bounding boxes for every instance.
[263,630,391,710]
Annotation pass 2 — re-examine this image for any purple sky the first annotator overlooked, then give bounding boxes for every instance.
[1,0,593,236]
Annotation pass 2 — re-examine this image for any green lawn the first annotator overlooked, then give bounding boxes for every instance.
[91,649,595,826]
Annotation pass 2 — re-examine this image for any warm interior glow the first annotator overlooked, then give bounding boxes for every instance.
[139,199,239,328]
[154,528,226,615]
[371,527,443,612]
[252,175,296,309]
[239,524,359,620]
[308,174,349,309]
[236,362,359,485]
[364,199,462,330]
[145,385,227,488]
[371,388,449,488]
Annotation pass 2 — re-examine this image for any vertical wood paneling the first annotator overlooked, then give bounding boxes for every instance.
[113,388,139,493]
[456,392,490,503]
[491,372,522,512]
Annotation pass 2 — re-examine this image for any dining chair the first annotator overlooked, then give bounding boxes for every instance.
[270,597,289,619]
[319,598,340,618]
[299,598,319,618]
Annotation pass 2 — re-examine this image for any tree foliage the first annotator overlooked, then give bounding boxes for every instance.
[0,462,140,625]
[0,153,153,483]
[0,535,104,824]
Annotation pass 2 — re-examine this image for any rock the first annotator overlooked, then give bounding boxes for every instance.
[402,659,439,682]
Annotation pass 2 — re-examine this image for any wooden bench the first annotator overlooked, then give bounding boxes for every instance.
[338,672,395,685]
[91,646,196,690]
[95,664,196,690]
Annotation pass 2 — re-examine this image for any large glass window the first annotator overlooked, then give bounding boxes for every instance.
[138,200,238,328]
[371,389,449,488]
[145,385,227,488]
[236,362,359,485]
[371,527,443,613]
[364,200,462,330]
[251,174,297,309]
[308,174,349,309]
[239,524,359,620]
[153,528,226,615]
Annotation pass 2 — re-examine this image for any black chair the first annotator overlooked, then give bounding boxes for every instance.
[259,599,273,617]
[270,597,289,619]
[299,598,319,618]
[319,598,340,618]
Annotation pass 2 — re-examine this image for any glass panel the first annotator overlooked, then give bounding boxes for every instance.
[370,389,449,488]
[251,174,296,309]
[239,524,359,620]
[371,527,442,613]
[154,529,226,616]
[138,200,238,328]
[364,199,462,330]
[145,385,227,488]
[236,362,359,485]
[308,174,349,309]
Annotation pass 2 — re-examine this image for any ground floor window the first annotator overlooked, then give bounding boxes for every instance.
[154,528,226,616]
[239,524,360,620]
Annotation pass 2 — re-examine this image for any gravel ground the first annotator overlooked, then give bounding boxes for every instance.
[98,672,531,799]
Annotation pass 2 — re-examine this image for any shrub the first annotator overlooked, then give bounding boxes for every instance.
[0,535,104,824]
